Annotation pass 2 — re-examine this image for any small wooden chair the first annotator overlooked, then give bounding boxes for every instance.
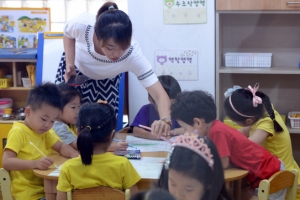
[0,168,13,200]
[258,169,298,200]
[67,186,131,200]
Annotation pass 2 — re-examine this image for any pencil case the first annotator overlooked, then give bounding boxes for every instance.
[115,150,141,159]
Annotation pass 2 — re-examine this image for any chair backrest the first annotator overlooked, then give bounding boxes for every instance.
[258,169,298,200]
[67,186,131,200]
[0,168,13,200]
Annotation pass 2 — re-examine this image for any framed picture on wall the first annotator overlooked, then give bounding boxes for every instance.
[0,7,50,48]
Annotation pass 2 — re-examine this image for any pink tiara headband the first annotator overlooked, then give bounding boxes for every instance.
[228,83,262,118]
[164,133,214,170]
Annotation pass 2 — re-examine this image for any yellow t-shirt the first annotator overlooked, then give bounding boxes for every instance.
[4,122,59,200]
[57,152,141,192]
[250,109,300,184]
[47,128,61,155]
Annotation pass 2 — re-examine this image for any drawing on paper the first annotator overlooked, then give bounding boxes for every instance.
[0,15,14,33]
[126,136,172,152]
[129,157,165,179]
[48,165,62,177]
[18,16,46,33]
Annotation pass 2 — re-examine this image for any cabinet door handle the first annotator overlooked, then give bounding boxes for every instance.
[286,2,300,4]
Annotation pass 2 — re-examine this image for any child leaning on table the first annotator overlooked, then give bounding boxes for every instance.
[56,102,141,200]
[2,83,79,200]
[157,134,232,200]
[224,83,300,185]
[131,75,184,139]
[53,83,128,151]
[168,90,286,200]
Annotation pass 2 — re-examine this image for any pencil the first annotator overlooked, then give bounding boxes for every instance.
[113,138,137,149]
[138,124,172,144]
[29,142,58,168]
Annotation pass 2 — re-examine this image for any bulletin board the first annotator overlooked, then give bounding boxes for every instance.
[0,8,50,49]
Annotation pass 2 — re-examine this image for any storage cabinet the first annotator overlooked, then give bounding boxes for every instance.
[0,55,37,168]
[216,9,300,163]
[0,58,36,109]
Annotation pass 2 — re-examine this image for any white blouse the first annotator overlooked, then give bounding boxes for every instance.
[64,12,157,88]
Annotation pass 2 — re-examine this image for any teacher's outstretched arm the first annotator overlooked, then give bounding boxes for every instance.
[63,35,76,82]
[147,81,171,137]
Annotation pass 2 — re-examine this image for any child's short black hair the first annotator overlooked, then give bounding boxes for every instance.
[149,75,182,102]
[26,82,63,111]
[170,90,216,125]
[57,83,81,107]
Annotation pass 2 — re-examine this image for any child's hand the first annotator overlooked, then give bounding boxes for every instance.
[114,140,129,151]
[35,157,54,170]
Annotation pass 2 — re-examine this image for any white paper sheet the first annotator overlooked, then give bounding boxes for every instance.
[129,157,165,179]
[126,136,174,152]
[48,165,62,177]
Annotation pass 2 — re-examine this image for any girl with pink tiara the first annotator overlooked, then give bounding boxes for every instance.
[158,134,232,200]
[224,83,300,185]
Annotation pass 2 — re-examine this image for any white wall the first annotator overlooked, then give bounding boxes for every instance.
[127,0,215,123]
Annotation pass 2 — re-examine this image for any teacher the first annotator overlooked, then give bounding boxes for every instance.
[55,2,171,136]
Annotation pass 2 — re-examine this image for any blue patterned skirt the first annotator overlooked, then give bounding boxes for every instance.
[55,52,121,115]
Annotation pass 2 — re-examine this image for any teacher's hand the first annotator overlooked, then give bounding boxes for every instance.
[151,120,171,138]
[64,64,76,82]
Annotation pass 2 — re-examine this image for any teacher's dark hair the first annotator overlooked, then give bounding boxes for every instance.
[95,1,132,50]
[76,103,116,165]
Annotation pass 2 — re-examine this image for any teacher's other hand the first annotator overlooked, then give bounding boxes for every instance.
[64,64,76,82]
[151,120,171,138]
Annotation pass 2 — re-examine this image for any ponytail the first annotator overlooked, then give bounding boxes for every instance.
[77,127,94,165]
[256,91,283,133]
[96,1,118,19]
[76,103,117,165]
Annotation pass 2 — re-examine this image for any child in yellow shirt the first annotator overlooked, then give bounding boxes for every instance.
[224,83,300,185]
[56,102,141,200]
[2,83,79,200]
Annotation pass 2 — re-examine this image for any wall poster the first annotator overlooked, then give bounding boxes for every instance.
[155,50,198,81]
[163,0,207,24]
[0,8,50,48]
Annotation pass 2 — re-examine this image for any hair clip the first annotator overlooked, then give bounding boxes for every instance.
[224,85,242,98]
[108,5,114,10]
[165,133,214,170]
[97,100,108,104]
[86,126,92,130]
